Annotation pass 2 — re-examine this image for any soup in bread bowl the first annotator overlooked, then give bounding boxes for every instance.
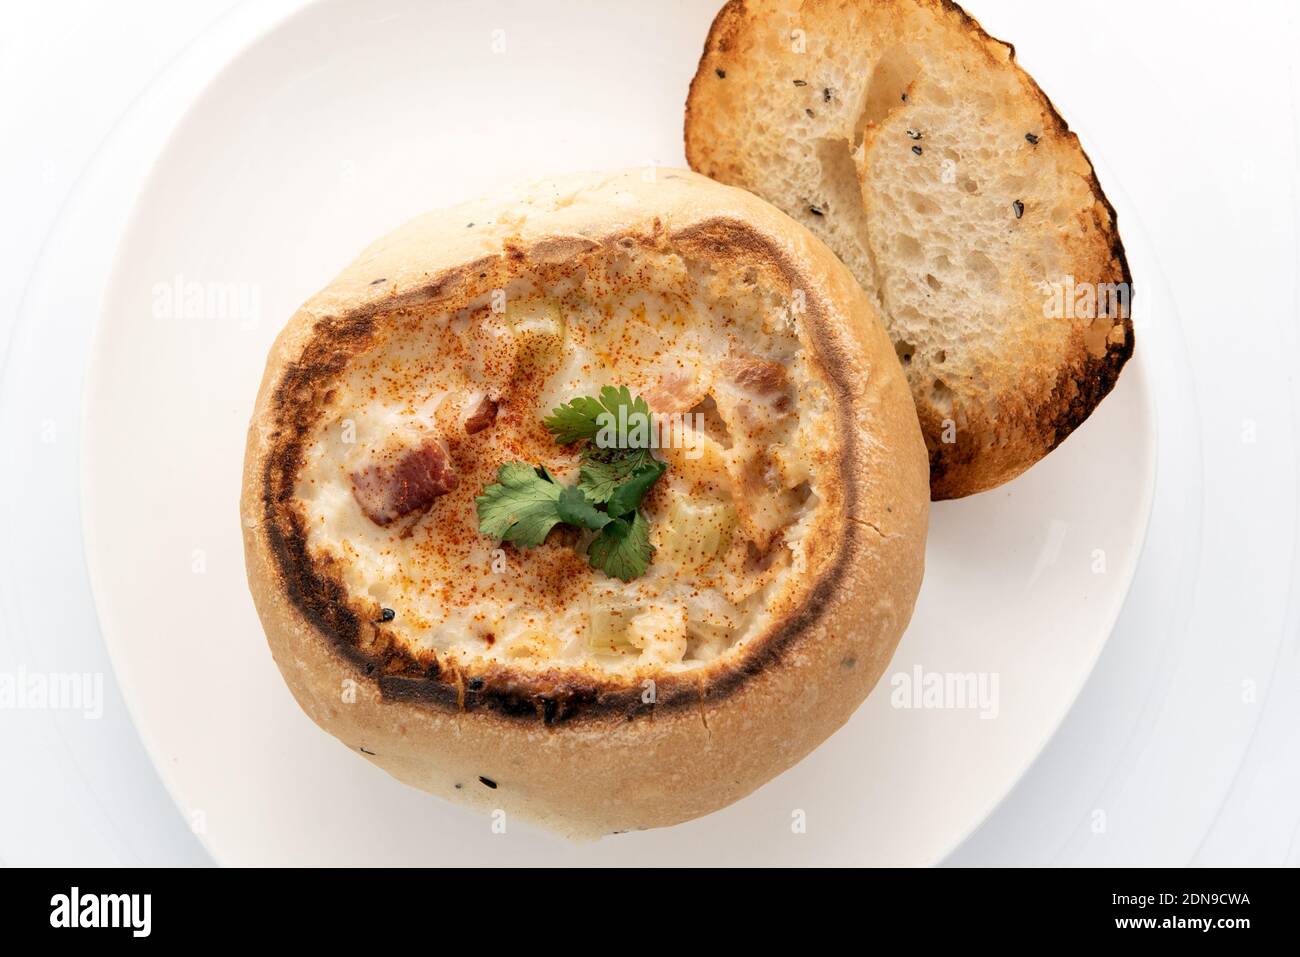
[241,169,928,838]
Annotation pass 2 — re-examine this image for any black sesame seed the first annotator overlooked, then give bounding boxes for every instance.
[823,87,833,102]
[478,776,498,789]
[806,108,815,118]
[809,204,826,216]
[1025,133,1039,145]
[369,278,386,285]
[1013,200,1025,219]
[911,145,923,155]
[378,607,395,622]
[454,782,463,789]
[715,68,726,79]
[793,79,807,87]
[466,222,474,228]
[901,92,908,101]
[906,128,922,140]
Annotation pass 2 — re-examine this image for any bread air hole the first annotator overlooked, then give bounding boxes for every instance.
[690,394,734,449]
[811,137,878,292]
[966,250,999,285]
[931,378,954,415]
[856,46,921,146]
[895,340,916,365]
[813,138,873,232]
[896,233,923,262]
[909,191,941,216]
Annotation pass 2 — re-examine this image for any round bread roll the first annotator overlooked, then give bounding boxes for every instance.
[241,169,928,838]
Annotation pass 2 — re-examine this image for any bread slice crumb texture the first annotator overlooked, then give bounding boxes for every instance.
[686,0,1133,498]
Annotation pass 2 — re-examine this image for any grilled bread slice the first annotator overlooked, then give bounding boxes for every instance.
[241,169,928,838]
[685,0,1133,499]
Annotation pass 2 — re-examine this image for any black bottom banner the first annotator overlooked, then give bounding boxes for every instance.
[0,866,1282,942]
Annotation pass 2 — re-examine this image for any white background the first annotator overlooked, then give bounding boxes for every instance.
[1,0,1297,866]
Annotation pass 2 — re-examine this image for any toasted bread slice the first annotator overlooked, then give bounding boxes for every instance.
[241,169,928,837]
[686,0,1133,499]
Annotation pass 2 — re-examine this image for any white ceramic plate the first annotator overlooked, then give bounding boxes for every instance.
[81,0,1155,866]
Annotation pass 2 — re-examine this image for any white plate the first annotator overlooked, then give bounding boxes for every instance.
[81,0,1155,866]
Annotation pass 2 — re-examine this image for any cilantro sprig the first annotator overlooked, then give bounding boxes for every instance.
[542,385,651,447]
[475,387,665,581]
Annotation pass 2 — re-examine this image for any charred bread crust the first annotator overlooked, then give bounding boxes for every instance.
[241,169,928,836]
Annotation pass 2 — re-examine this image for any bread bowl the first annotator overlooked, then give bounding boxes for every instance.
[240,168,928,838]
[685,0,1134,499]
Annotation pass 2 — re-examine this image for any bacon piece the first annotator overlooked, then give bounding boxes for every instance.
[644,369,709,414]
[350,438,457,526]
[464,396,498,434]
[720,351,789,397]
[727,452,787,550]
[713,350,795,439]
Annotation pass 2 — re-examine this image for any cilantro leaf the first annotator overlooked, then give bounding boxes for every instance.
[542,395,607,444]
[576,451,646,502]
[587,510,653,582]
[605,460,667,518]
[475,462,563,547]
[576,458,625,503]
[544,385,652,450]
[581,442,655,469]
[556,485,611,531]
[578,442,657,502]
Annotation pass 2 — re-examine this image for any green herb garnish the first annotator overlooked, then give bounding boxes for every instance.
[543,385,652,449]
[476,387,665,581]
[605,460,666,518]
[556,484,612,531]
[586,511,653,583]
[475,462,564,547]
